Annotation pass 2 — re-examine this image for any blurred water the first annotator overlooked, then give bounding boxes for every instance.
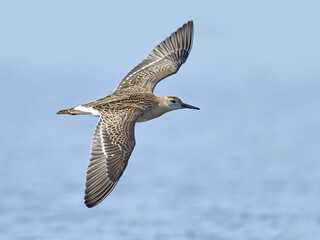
[1,1,320,239]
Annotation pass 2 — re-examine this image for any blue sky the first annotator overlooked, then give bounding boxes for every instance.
[1,1,320,239]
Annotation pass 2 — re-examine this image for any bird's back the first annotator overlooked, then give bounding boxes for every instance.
[83,93,157,114]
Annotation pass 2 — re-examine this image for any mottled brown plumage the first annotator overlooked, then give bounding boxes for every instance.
[57,21,199,208]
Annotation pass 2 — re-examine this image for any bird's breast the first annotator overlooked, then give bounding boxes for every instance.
[137,105,168,122]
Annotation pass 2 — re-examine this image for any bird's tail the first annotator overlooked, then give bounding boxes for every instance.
[57,107,91,115]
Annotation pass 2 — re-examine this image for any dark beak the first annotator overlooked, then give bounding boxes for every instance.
[181,103,200,110]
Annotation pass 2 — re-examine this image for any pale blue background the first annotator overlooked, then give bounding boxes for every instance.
[1,0,320,239]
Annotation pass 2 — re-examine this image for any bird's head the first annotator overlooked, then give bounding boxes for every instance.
[161,96,200,111]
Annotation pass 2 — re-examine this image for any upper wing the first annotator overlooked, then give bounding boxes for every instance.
[84,111,141,208]
[113,20,193,94]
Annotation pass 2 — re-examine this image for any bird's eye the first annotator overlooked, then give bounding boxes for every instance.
[170,100,176,104]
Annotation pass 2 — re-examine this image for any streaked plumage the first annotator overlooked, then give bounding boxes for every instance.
[58,21,199,208]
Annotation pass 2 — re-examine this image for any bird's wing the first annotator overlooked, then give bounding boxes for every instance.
[85,111,142,208]
[113,20,193,94]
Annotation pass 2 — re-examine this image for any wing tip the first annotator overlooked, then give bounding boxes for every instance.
[148,20,194,61]
[84,180,119,208]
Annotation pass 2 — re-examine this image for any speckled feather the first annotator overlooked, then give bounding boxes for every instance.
[84,111,141,207]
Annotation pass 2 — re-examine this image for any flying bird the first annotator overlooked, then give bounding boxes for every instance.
[58,21,199,208]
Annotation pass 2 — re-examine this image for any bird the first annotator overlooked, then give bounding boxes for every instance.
[57,20,199,208]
